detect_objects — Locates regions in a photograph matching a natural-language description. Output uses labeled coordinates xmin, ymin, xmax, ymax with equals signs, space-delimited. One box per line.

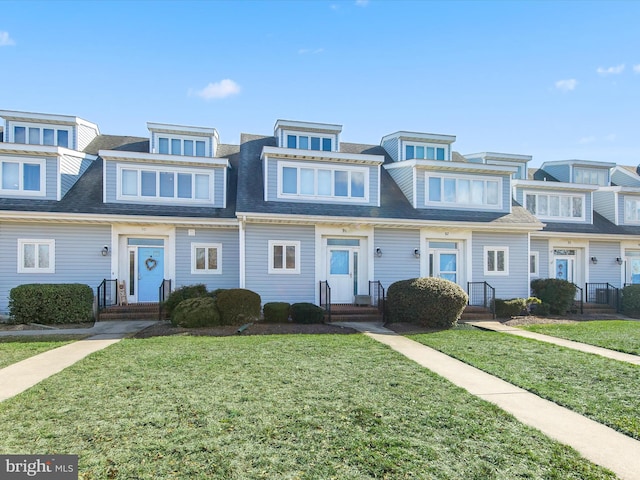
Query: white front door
xmin=327 ymin=245 xmax=360 ymax=304
xmin=429 ymin=242 xmax=460 ymax=285
xmin=625 ymin=251 xmax=640 ymax=284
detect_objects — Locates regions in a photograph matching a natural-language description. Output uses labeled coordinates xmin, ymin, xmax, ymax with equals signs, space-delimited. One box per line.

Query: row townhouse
xmin=1 ymin=109 xmax=639 ymax=316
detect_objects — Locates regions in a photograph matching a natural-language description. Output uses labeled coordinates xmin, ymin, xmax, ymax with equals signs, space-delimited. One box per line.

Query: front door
xmin=553 ymin=250 xmax=576 ymax=282
xmin=137 ymin=247 xmax=164 ymax=302
xmin=625 ymin=251 xmax=640 ymax=284
xmin=429 ymin=244 xmax=459 ymax=284
xmin=327 ymin=247 xmax=359 ymax=304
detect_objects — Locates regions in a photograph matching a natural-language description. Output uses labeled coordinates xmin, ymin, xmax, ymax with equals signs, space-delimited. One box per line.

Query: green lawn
xmin=522 ymin=320 xmax=640 ymax=355
xmin=0 ymin=335 xmax=615 ymax=479
xmin=0 ymin=335 xmax=85 ymax=369
xmin=410 ymin=329 xmax=640 ymax=440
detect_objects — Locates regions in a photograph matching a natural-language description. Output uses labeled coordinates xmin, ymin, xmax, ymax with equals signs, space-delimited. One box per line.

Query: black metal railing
xmin=467 ymin=281 xmax=496 ymax=317
xmin=369 ymin=280 xmax=386 ymax=322
xmin=572 ymin=283 xmax=584 ymax=314
xmin=158 ymin=279 xmax=172 ymax=320
xmin=319 ymin=281 xmax=331 ymax=322
xmin=96 ymin=279 xmax=118 ymax=317
xmin=585 ymin=283 xmax=619 ymax=310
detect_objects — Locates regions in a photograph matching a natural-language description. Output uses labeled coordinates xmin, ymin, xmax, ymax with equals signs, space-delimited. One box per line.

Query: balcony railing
xmin=585 ymin=283 xmax=619 ymax=311
xmin=158 ymin=279 xmax=172 ymax=320
xmin=96 ymin=279 xmax=118 ymax=318
xmin=369 ymin=280 xmax=386 ymax=322
xmin=467 ymin=281 xmax=496 ymax=317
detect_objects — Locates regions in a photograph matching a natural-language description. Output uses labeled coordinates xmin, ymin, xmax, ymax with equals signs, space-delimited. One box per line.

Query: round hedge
xmin=163 ymin=284 xmax=209 ymax=318
xmin=621 ymin=284 xmax=640 ymax=316
xmin=216 ymin=288 xmax=261 ymax=325
xmin=171 ymin=296 xmax=221 ymax=328
xmin=386 ymin=277 xmax=468 ymax=328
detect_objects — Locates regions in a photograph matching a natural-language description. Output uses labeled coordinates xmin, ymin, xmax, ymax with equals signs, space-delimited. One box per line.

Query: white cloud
xmin=298 ymin=48 xmax=324 ymax=55
xmin=596 ymin=64 xmax=625 ymax=75
xmin=355 ymin=0 xmax=370 ymax=6
xmin=190 ymin=79 xmax=241 ymax=100
xmin=0 ymin=31 xmax=15 ymax=46
xmin=578 ymin=136 xmax=596 ymax=144
xmin=634 ymin=64 xmax=640 ymax=73
xmin=555 ymin=79 xmax=577 ymax=92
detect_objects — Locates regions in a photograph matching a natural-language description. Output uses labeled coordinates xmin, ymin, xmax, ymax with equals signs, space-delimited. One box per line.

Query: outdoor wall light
xmin=590 ymin=256 xmax=598 ymax=264
xmin=616 ymin=257 xmax=624 ymax=265
xmin=101 ymin=245 xmax=109 ymax=256
xmin=413 ymin=248 xmax=421 ymax=258
xmin=375 ymin=247 xmax=383 ymax=257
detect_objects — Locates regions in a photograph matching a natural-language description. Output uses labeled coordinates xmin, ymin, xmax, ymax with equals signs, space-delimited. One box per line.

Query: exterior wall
xmin=373 ymin=228 xmax=421 ymax=289
xmin=472 ymin=231 xmax=529 ymax=299
xmin=542 ymin=164 xmax=570 ymax=183
xmin=385 ymin=166 xmax=414 ymax=207
xmin=77 ymin=124 xmax=98 ymax=152
xmin=60 ymin=156 xmax=93 ymax=198
xmin=530 ymin=238 xmax=549 ymax=279
xmin=611 ymin=169 xmax=640 ymax=188
xmin=174 ymin=227 xmax=239 ymax=290
xmin=381 ymin=137 xmax=399 ymax=162
xmin=0 ymin=222 xmax=112 ymax=315
xmin=593 ymin=190 xmax=616 ymax=224
xmin=589 ymin=241 xmax=622 ymax=287
xmin=244 ymin=223 xmax=316 ymax=304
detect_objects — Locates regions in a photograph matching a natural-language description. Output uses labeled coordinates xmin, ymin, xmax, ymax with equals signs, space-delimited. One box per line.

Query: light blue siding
xmin=589 ymin=241 xmax=622 ymax=287
xmin=385 ymin=166 xmax=414 ymax=206
xmin=60 ymin=156 xmax=93 ymax=198
xmin=472 ymin=232 xmax=529 ymax=299
xmin=244 ymin=224 xmax=316 ymax=304
xmin=373 ymin=228 xmax=421 ymax=289
xmin=174 ymin=227 xmax=239 ymax=290
xmin=593 ymin=190 xmax=616 ymax=224
xmin=531 ymin=238 xmax=549 ymax=279
xmin=514 ymin=187 xmax=524 ymax=206
xmin=0 ymin=223 xmax=111 ymax=315
xmin=611 ymin=169 xmax=640 ymax=187
xmin=381 ymin=137 xmax=399 ymax=162
xmin=77 ymin=124 xmax=98 ymax=151
xmin=542 ymin=164 xmax=570 ymax=182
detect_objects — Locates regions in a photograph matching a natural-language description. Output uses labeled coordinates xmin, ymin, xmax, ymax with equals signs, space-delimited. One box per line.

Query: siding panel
xmin=589 ymin=241 xmax=622 ymax=287
xmin=77 ymin=124 xmax=99 ymax=151
xmin=381 ymin=137 xmax=399 ymax=162
xmin=593 ymin=190 xmax=616 ymax=224
xmin=373 ymin=228 xmax=421 ymax=289
xmin=531 ymin=238 xmax=549 ymax=279
xmin=543 ymin=164 xmax=570 ymax=183
xmin=386 ymin=166 xmax=414 ymax=206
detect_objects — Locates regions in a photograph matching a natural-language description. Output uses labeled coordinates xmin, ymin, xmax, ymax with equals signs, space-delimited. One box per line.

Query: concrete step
xmin=98 ymin=303 xmax=164 ymax=321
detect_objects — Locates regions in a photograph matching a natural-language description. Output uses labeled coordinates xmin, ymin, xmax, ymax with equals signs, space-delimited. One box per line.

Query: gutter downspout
xmin=239 ymin=215 xmax=246 ymax=288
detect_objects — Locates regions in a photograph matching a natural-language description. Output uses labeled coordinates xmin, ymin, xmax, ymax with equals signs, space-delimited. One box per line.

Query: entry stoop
xmin=459 ymin=305 xmax=494 ymax=322
xmin=98 ymin=303 xmax=164 ymax=321
xmin=581 ymin=302 xmax=618 ymax=316
xmin=325 ymin=304 xmax=383 ymax=323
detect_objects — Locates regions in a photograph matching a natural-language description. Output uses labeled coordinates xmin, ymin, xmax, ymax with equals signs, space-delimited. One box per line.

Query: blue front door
xmin=555 ymin=259 xmax=569 ymax=281
xmin=138 ymin=247 xmax=164 ymax=302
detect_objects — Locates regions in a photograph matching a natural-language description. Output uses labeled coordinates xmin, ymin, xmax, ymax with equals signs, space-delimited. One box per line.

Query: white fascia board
xmin=512 ymin=179 xmax=599 ymax=192
xmin=541 ymin=159 xmax=617 ymax=169
xmin=146 ymin=122 xmax=218 ymax=137
xmin=273 ymin=119 xmax=342 ymax=134
xmin=531 ymin=231 xmax=640 ymax=241
xmin=380 ymin=131 xmax=456 ymax=145
xmin=464 ymin=152 xmax=532 ymax=162
xmin=598 ymin=185 xmax=640 ymax=194
xmin=0 ymin=143 xmax=97 ymax=160
xmin=387 ymin=159 xmax=517 ymax=174
xmin=261 ymin=146 xmax=384 ymax=165
xmin=99 ymin=150 xmax=229 ymax=167
xmin=0 ymin=110 xmax=98 ymax=132
xmin=612 ymin=165 xmax=640 ymax=180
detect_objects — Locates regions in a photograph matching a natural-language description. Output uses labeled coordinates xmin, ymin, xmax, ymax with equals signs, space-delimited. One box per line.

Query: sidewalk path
xmin=335 ymin=321 xmax=640 ymax=480
xmin=466 ymin=320 xmax=640 ymax=366
xmin=0 ymin=321 xmax=156 ymax=402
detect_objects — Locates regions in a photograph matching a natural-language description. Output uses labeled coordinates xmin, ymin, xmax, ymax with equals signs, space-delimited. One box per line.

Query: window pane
xmin=141 ymin=171 xmax=156 ymax=196
xmin=549 ymin=196 xmax=560 ymax=216
xmin=330 ymin=250 xmax=349 ymax=274
xmin=43 ymin=129 xmax=55 ymax=146
xmin=195 ymin=174 xmax=209 ymax=199
xmin=334 ymin=170 xmax=348 ymax=197
xmin=486 ymin=182 xmax=499 ymax=205
xmin=23 ymin=163 xmax=40 ymax=191
xmin=2 ymin=162 xmax=19 ymax=190
xmin=457 ymin=179 xmax=470 ymax=203
xmin=273 ymin=245 xmax=283 ymax=269
xmin=28 ymin=127 xmax=40 ymax=145
xmin=158 ymin=138 xmax=169 ymax=154
xmin=444 ymin=178 xmax=456 ymax=202
xmin=159 ymin=172 xmax=174 ymax=197
xmin=426 ymin=147 xmax=435 ymax=160
xmin=526 ymin=195 xmax=536 ymax=214
xmin=487 ymin=250 xmax=495 ymax=271
xmin=538 ymin=195 xmax=548 ymax=215
xmin=625 ymin=200 xmax=634 ymax=221
xmin=428 ymin=177 xmax=441 ymax=201
xmin=322 ymin=138 xmax=331 ymax=151
xmin=310 ymin=137 xmax=320 ymax=151
xmin=38 ymin=244 xmax=50 ymax=268
xmin=57 ymin=130 xmax=69 ymax=148
xmin=351 ymin=171 xmax=365 ymax=198
xmin=300 ymin=168 xmax=314 ymax=195
xmin=471 ymin=180 xmax=483 ymax=204
xmin=208 ymin=248 xmax=218 ymax=270
xmin=14 ymin=126 xmax=26 ymax=144
xmin=195 ymin=247 xmax=205 ymax=270
xmin=318 ymin=170 xmax=331 ymax=196
xmin=177 ymin=173 xmax=192 ymax=198
xmin=560 ymin=196 xmax=571 ymax=217
xmin=497 ymin=250 xmax=505 ymax=271
xmin=405 ymin=145 xmax=414 ymax=160
xmin=285 ymin=245 xmax=296 ymax=269
xmin=572 ymin=197 xmax=583 ymax=217
xmin=196 ymin=141 xmax=205 ymax=157
xmin=436 ymin=147 xmax=445 ymax=161
xmin=530 ymin=254 xmax=536 ymax=274
xmin=122 ymin=170 xmax=137 ymax=195
xmin=287 ymin=135 xmax=297 ymax=149
xmin=299 ymin=136 xmax=309 ymax=149
xmin=283 ymin=167 xmax=297 ymax=194
xmin=416 ymin=146 xmax=424 ymax=159
xmin=183 ymin=140 xmax=194 ymax=156
xmin=171 ymin=139 xmax=181 ymax=155
xmin=23 ymin=244 xmax=35 ymax=268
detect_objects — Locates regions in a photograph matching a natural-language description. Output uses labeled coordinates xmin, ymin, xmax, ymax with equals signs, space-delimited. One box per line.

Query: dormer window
xmin=286 ymin=134 xmax=332 ymax=152
xmin=1 ymin=158 xmax=45 ymax=195
xmin=405 ymin=144 xmax=446 ymax=161
xmin=13 ymin=125 xmax=69 ymax=148
xmin=525 ymin=192 xmax=585 ymax=221
xmin=157 ymin=136 xmax=207 ymax=157
xmin=573 ymin=167 xmax=608 ymax=186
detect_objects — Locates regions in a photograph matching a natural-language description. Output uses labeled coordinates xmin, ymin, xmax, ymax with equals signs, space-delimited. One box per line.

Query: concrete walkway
xmin=335 ymin=321 xmax=640 ymax=480
xmin=0 ymin=321 xmax=156 ymax=402
xmin=467 ymin=320 xmax=640 ymax=365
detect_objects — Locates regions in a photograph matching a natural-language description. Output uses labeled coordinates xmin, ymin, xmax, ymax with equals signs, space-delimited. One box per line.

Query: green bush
xmin=290 ymin=303 xmax=325 ymax=324
xmin=216 ymin=289 xmax=261 ymax=325
xmin=534 ymin=302 xmax=551 ymax=316
xmin=9 ymin=283 xmax=94 ymax=324
xmin=530 ymin=279 xmax=577 ymax=315
xmin=621 ymin=284 xmax=640 ymax=316
xmin=494 ymin=298 xmax=527 ymax=318
xmin=171 ymin=297 xmax=221 ymax=328
xmin=386 ymin=277 xmax=468 ymax=328
xmin=163 ymin=284 xmax=209 ymax=318
xmin=263 ymin=302 xmax=291 ymax=323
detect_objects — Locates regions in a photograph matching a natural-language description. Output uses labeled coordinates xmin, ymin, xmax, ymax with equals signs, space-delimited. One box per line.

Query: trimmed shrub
xmin=386 ymin=277 xmax=468 ymax=328
xmin=263 ymin=302 xmax=291 ymax=323
xmin=9 ymin=283 xmax=93 ymax=324
xmin=290 ymin=302 xmax=324 ymax=324
xmin=530 ymin=279 xmax=576 ymax=315
xmin=163 ymin=284 xmax=208 ymax=318
xmin=534 ymin=302 xmax=551 ymax=316
xmin=216 ymin=288 xmax=261 ymax=325
xmin=621 ymin=284 xmax=640 ymax=316
xmin=171 ymin=297 xmax=221 ymax=328
xmin=494 ymin=298 xmax=527 ymax=319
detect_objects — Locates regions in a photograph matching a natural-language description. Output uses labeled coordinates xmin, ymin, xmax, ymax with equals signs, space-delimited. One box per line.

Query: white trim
xmin=380 ymin=131 xmax=456 ymax=144
xmin=100 ymin=150 xmax=229 ymax=167
xmin=263 ymin=155 xmax=269 ymax=202
xmin=0 ymin=110 xmax=98 ymax=134
xmin=268 ymin=240 xmax=301 ymax=274
xmin=425 ymin=171 xmax=503 ymax=210
xmin=484 ymin=246 xmax=509 ymax=276
xmin=274 ymin=119 xmax=342 ymax=134
xmin=147 ymin=122 xmax=217 ymax=137
xmin=412 ymin=165 xmax=417 ymax=208
xmin=541 ymin=159 xmax=616 ymax=169
xmin=261 ymin=147 xmax=384 ymax=165
xmin=9 ymin=121 xmax=73 ymax=148
xmin=523 ymin=190 xmax=586 ymax=222
xmin=464 ymin=152 xmax=532 ymax=162
xmin=191 ymin=242 xmax=222 ymax=275
xmin=386 ymin=159 xmax=517 ymax=175
xmin=377 ymin=164 xmax=381 ymax=207
xmin=623 ymin=195 xmax=640 ymax=224
xmin=239 ymin=217 xmax=246 ymax=288
xmin=0 ymin=157 xmax=47 ymax=197
xmin=403 ymin=141 xmax=448 ymax=161
xmin=17 ymin=239 xmax=55 ymax=273
xmin=282 ymin=130 xmax=335 ymax=152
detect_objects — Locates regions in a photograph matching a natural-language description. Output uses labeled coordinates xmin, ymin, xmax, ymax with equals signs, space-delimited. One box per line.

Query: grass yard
xmin=410 ymin=329 xmax=640 ymax=441
xmin=522 ymin=320 xmax=640 ymax=355
xmin=0 ymin=335 xmax=616 ymax=479
xmin=0 ymin=335 xmax=86 ymax=369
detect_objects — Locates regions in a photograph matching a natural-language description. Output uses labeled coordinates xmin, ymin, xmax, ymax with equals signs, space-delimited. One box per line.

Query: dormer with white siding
xmin=540 ymin=159 xmax=615 ymax=186
xmin=147 ymin=122 xmax=219 ymax=158
xmin=381 ymin=131 xmax=455 ymax=163
xmin=464 ymin=152 xmax=531 ymax=180
xmin=274 ymin=120 xmax=341 ymax=152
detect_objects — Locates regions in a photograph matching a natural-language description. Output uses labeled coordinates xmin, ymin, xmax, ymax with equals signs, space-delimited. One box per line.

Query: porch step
xmin=324 ymin=304 xmax=383 ymax=323
xmin=98 ymin=303 xmax=164 ymax=321
xmin=580 ymin=303 xmax=618 ymax=315
xmin=460 ymin=305 xmax=494 ymax=322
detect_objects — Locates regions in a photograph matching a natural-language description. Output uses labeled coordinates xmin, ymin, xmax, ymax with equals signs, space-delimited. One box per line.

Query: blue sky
xmin=1 ymin=0 xmax=639 ymax=166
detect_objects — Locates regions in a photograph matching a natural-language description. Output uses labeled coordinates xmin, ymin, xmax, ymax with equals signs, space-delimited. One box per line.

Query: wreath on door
xmin=145 ymin=257 xmax=158 ymax=271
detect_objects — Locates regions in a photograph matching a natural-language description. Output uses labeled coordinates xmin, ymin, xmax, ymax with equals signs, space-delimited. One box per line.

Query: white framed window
xmin=484 ymin=247 xmax=508 ymax=276
xmin=268 ymin=240 xmax=300 ymax=274
xmin=18 ymin=239 xmax=55 ymax=273
xmin=0 ymin=158 xmax=46 ymax=196
xmin=405 ymin=143 xmax=446 ymax=161
xmin=117 ymin=164 xmax=213 ymax=203
xmin=278 ymin=161 xmax=368 ymax=202
xmin=285 ymin=133 xmax=332 ymax=152
xmin=524 ymin=191 xmax=585 ymax=221
xmin=530 ymin=251 xmax=539 ymax=277
xmin=573 ymin=167 xmax=608 ymax=186
xmin=157 ymin=135 xmax=207 ymax=157
xmin=12 ymin=123 xmax=71 ymax=148
xmin=624 ymin=197 xmax=640 ymax=224
xmin=425 ymin=172 xmax=501 ymax=209
xmin=191 ymin=243 xmax=222 ymax=274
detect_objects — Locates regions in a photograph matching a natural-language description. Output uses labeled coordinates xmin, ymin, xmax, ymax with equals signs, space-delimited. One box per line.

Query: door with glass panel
xmin=553 ymin=250 xmax=576 ymax=283
xmin=625 ymin=251 xmax=640 ymax=284
xmin=326 ymin=239 xmax=360 ymax=304
xmin=429 ymin=242 xmax=459 ymax=284
xmin=127 ymin=238 xmax=165 ymax=303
